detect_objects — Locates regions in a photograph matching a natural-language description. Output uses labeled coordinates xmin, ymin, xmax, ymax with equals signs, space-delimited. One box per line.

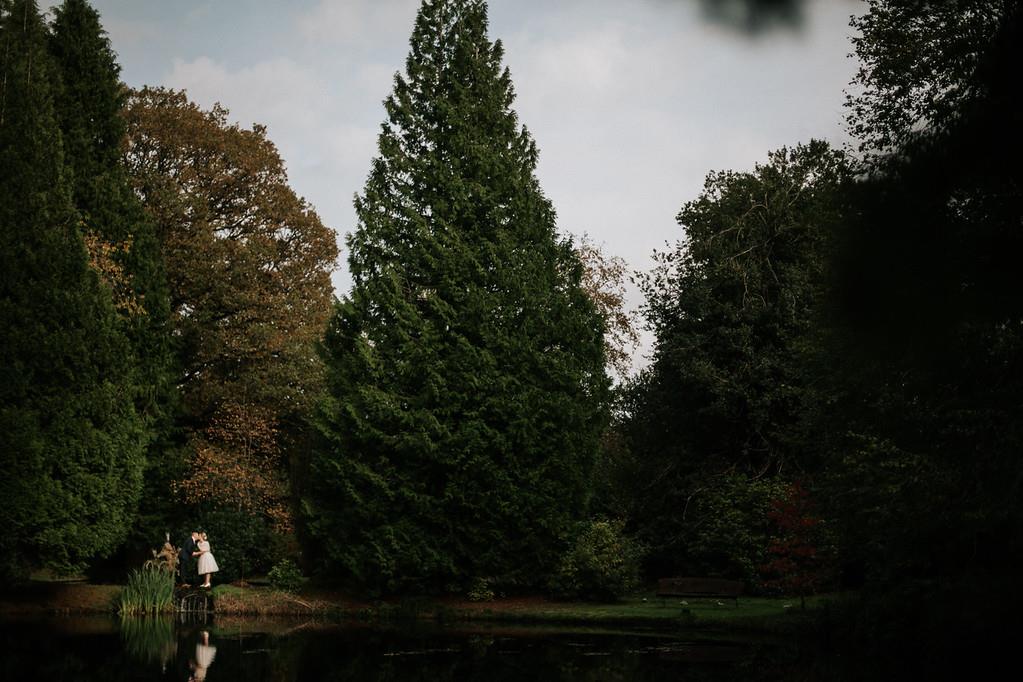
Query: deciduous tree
xmin=575 ymin=235 xmax=639 ymax=379
xmin=622 ymin=141 xmax=849 ymax=574
xmin=122 ymin=87 xmax=338 ymax=534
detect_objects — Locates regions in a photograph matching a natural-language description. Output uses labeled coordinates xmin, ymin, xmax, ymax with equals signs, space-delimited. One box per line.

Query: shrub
xmin=759 ymin=482 xmax=835 ymax=607
xmin=550 ymin=519 xmax=644 ymax=601
xmin=466 ymin=577 xmax=495 ymax=602
xmin=267 ymin=559 xmax=304 ymax=593
xmin=684 ymin=474 xmax=791 ymax=588
xmin=117 ymin=564 xmax=176 ymax=615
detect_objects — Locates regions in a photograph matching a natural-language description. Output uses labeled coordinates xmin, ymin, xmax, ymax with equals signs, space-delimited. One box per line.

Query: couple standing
xmin=179 ymin=530 xmax=220 ymax=588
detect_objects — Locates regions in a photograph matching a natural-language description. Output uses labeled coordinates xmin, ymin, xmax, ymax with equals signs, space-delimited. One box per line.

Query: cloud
xmin=165 ymin=56 xmax=330 ymax=132
xmin=136 ymin=0 xmax=857 ymax=372
xmin=162 ymin=55 xmax=376 ymax=290
xmin=101 ymin=16 xmax=163 ymax=48
xmin=297 ymin=0 xmax=419 ymax=46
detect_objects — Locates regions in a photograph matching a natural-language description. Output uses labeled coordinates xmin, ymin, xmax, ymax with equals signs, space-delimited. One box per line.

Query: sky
xmin=85 ymin=0 xmax=862 ymax=372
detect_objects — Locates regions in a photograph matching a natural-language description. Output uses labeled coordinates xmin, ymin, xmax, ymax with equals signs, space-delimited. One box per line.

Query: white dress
xmin=194 ymin=643 xmax=217 ymax=681
xmin=197 ymin=540 xmax=219 ymax=575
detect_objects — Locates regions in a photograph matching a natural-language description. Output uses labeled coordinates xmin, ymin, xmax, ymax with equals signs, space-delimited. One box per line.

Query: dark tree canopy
xmin=616 ymin=141 xmax=849 ymax=575
xmin=825 ymin=0 xmax=1023 ymax=589
xmin=847 ymin=0 xmax=1011 ymax=158
xmin=48 ymin=0 xmax=177 ymax=552
xmin=0 ymin=0 xmax=146 ymax=578
xmin=306 ymin=0 xmax=609 ymax=591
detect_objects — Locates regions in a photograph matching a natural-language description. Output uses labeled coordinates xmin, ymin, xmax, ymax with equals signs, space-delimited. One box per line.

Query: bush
xmin=117 ymin=564 xmax=176 ymax=615
xmin=684 ymin=474 xmax=791 ymax=588
xmin=267 ymin=559 xmax=304 ymax=593
xmin=466 ymin=577 xmax=495 ymax=602
xmin=550 ymin=519 xmax=643 ymax=601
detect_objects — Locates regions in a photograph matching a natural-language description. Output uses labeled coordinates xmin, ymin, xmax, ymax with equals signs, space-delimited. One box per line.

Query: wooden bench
xmin=656 ymin=577 xmax=743 ymax=607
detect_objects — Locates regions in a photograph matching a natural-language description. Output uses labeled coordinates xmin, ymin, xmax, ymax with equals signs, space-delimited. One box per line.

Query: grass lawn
xmin=443 ymin=593 xmax=830 ymax=631
xmin=208 ymin=584 xmax=834 ymax=632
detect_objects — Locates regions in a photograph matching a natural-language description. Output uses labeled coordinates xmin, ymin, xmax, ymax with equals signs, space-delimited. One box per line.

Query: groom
xmin=178 ymin=530 xmax=200 ymax=586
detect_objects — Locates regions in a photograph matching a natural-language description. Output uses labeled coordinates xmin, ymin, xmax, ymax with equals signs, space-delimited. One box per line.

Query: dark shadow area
xmin=0 ymin=614 xmax=925 ymax=681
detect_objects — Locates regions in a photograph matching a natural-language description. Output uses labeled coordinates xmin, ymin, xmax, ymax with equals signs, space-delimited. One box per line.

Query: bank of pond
xmin=1 ymin=583 xmax=1010 ymax=677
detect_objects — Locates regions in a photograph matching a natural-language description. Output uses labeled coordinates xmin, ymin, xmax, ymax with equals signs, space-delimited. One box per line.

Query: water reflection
xmin=189 ymin=630 xmax=217 ymax=682
xmin=0 ymin=615 xmax=819 ymax=681
xmin=119 ymin=616 xmax=176 ymax=670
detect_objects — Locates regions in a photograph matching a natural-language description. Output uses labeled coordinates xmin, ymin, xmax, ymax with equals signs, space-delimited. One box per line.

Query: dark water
xmin=0 ymin=615 xmax=832 ymax=681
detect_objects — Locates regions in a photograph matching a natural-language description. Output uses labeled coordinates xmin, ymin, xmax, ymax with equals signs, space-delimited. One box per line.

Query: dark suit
xmin=179 ymin=536 xmax=197 ymax=583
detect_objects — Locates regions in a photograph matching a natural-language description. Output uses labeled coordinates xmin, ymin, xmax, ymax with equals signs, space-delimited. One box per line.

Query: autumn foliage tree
xmin=760 ymin=482 xmax=832 ymax=609
xmin=178 ymin=404 xmax=291 ymax=530
xmin=575 ymin=235 xmax=639 ymax=378
xmin=122 ymin=87 xmax=338 ymax=541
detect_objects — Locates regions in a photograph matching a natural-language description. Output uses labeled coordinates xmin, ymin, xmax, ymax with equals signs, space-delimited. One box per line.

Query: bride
xmin=194 ymin=531 xmax=220 ymax=588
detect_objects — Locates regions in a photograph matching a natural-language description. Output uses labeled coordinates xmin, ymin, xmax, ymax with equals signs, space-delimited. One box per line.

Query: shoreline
xmin=0 ymin=582 xmax=827 ymax=634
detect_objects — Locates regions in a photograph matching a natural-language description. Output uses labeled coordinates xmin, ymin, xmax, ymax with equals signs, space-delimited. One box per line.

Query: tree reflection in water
xmin=0 ymin=617 xmax=817 ymax=681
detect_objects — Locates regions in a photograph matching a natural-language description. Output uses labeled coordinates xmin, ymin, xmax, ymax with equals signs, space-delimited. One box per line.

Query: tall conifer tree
xmin=308 ymin=0 xmax=609 ymax=590
xmin=47 ymin=0 xmax=178 ymax=550
xmin=0 ymin=0 xmax=146 ymax=578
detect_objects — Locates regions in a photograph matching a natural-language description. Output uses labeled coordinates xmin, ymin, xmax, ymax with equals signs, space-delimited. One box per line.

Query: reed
xmin=117 ymin=565 xmax=176 ymax=616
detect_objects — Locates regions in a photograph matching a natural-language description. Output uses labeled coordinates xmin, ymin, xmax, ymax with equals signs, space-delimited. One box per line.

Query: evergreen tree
xmin=48 ymin=0 xmax=178 ymax=553
xmin=306 ymin=0 xmax=609 ymax=591
xmin=0 ymin=0 xmax=146 ymax=578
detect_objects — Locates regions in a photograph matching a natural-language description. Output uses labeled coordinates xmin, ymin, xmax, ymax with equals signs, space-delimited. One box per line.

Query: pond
xmin=1 ymin=614 xmax=831 ymax=681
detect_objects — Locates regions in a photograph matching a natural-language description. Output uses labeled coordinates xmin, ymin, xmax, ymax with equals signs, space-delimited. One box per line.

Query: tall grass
xmin=117 ymin=565 xmax=176 ymax=616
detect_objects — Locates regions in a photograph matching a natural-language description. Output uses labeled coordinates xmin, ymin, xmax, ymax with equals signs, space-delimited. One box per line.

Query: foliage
xmin=122 ymin=86 xmax=337 ymax=420
xmin=846 ymin=0 xmax=1010 ymax=158
xmin=0 ymin=0 xmax=147 ymax=580
xmin=198 ymin=509 xmax=277 ymax=583
xmin=615 ymin=142 xmax=849 ymax=575
xmin=48 ymin=0 xmax=178 ymax=566
xmin=146 ymin=537 xmax=179 ymax=574
xmin=550 ymin=520 xmax=643 ymax=601
xmin=684 ymin=474 xmax=791 ymax=588
xmin=122 ymin=86 xmax=338 ymax=535
xmin=306 ymin=0 xmax=609 ymax=591
xmin=822 ymin=0 xmax=1023 ymax=590
xmin=117 ymin=564 xmax=176 ymax=615
xmin=267 ymin=559 xmax=304 ymax=593
xmin=759 ymin=482 xmax=833 ymax=607
xmin=466 ymin=577 xmax=495 ymax=602
xmin=179 ymin=404 xmax=292 ymax=530
xmin=48 ymin=0 xmax=173 ymax=386
xmin=575 ymin=235 xmax=640 ymax=378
